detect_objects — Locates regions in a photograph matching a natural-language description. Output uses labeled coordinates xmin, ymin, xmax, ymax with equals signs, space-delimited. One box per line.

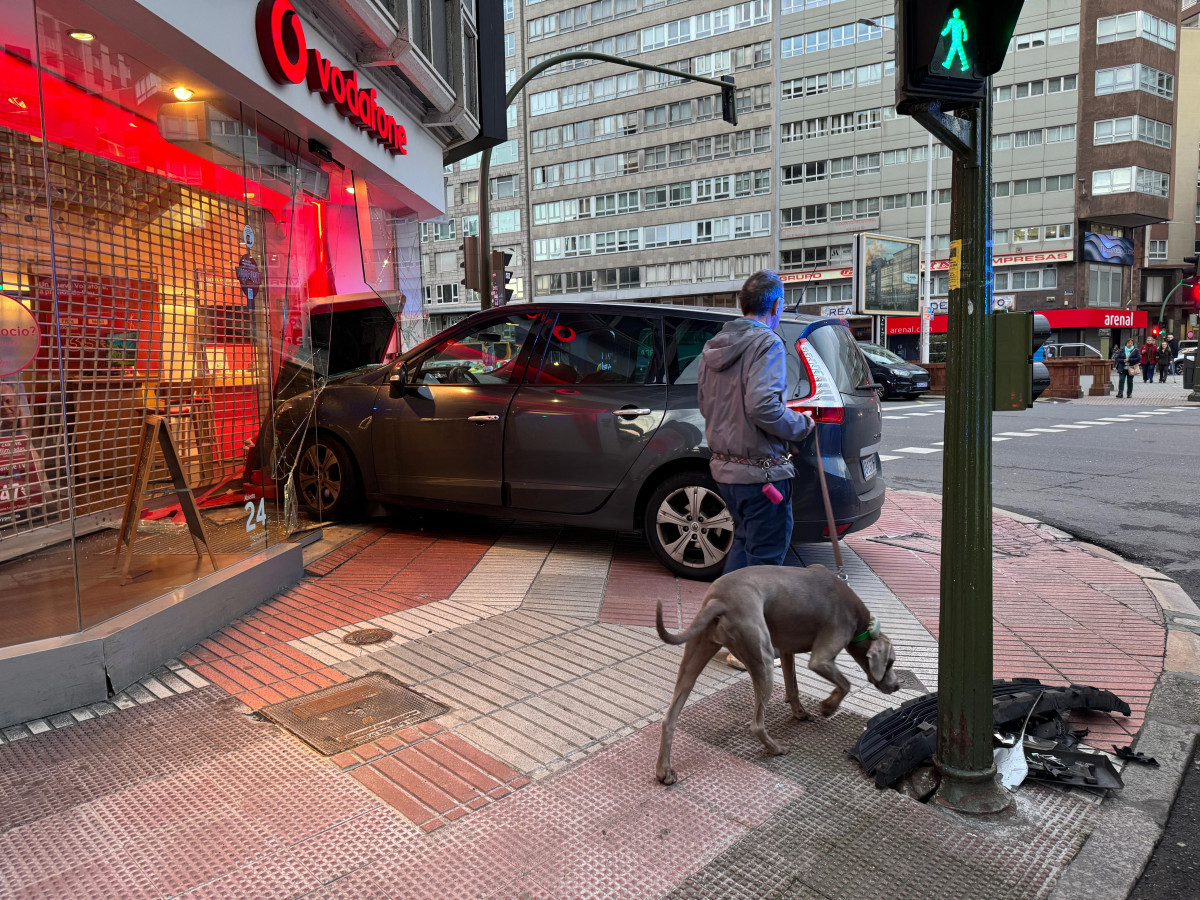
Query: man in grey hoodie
xmin=698 ymin=271 xmax=815 ymax=575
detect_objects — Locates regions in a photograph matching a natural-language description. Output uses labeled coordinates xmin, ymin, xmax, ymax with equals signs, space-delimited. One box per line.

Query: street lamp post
xmin=475 ymin=52 xmax=738 ymax=310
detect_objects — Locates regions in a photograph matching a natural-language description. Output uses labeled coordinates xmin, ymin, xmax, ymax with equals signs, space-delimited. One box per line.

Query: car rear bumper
xmin=789 ymin=456 xmax=885 ymax=543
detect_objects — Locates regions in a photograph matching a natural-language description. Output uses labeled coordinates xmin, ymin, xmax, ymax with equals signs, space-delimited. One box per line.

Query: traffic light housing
xmin=460 ymin=235 xmax=480 ymax=293
xmin=895 ymin=0 xmax=1027 ymax=112
xmin=720 ymin=76 xmax=737 ymax=126
xmin=1183 ymin=256 xmax=1199 ymax=308
xmin=993 ymin=312 xmax=1050 ymax=410
xmin=490 ymin=249 xmax=514 ymax=306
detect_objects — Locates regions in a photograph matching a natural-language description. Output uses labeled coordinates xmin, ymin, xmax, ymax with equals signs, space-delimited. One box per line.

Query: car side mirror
xmin=388 ymin=361 xmax=410 ymax=392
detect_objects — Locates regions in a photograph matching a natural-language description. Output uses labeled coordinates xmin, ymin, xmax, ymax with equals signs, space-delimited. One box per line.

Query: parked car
xmin=857 ymin=342 xmax=931 ymax=400
xmin=1173 ymin=342 xmax=1197 ymax=375
xmin=274 ymin=302 xmax=885 ymax=580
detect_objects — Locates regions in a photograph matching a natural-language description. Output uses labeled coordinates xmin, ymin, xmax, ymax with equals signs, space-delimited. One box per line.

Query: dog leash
xmin=811 ymin=428 xmax=848 ymax=584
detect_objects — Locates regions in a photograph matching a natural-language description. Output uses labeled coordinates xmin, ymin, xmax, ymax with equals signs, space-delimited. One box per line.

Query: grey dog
xmin=654 ymin=564 xmax=901 ymax=785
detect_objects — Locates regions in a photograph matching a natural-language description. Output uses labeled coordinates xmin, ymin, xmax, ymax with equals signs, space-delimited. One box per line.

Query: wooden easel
xmin=114 ymin=414 xmax=218 ymax=584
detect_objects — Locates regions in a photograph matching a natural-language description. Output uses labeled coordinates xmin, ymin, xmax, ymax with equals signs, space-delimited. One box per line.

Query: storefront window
xmin=0 ymin=0 xmax=423 ymax=649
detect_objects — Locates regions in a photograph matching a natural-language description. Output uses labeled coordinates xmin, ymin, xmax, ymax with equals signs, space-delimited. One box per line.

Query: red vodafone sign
xmin=256 ymin=0 xmax=407 ymax=156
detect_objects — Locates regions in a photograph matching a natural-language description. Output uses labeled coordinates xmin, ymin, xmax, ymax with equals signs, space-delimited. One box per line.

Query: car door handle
xmin=612 ymin=408 xmax=652 ymax=417
xmin=467 ymin=415 xmax=500 ymax=423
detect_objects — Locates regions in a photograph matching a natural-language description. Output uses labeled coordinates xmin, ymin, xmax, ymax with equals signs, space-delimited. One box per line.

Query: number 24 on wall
xmin=244 ymin=498 xmax=267 ymax=532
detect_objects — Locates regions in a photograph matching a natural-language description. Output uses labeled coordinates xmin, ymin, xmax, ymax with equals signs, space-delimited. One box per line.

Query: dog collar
xmin=851 ymin=617 xmax=880 ymax=643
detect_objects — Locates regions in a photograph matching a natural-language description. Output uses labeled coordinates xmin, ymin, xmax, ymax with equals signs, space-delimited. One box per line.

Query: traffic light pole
xmin=910 ymin=90 xmax=1012 ymax=815
xmin=475 ymin=52 xmax=737 ymax=310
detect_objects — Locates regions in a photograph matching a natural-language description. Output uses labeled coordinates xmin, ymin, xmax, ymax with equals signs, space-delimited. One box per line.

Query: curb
xmin=993 ymin=501 xmax=1200 ymax=900
xmin=884 ymin=489 xmax=1198 ymax=899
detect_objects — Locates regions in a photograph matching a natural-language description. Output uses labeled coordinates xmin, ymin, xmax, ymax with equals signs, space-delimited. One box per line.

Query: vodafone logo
xmin=255 ymin=0 xmax=407 ymax=156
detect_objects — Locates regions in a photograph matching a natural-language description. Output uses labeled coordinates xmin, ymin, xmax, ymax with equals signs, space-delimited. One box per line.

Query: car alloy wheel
xmin=653 ymin=482 xmax=734 ymax=576
xmin=297 ymin=442 xmax=343 ymax=512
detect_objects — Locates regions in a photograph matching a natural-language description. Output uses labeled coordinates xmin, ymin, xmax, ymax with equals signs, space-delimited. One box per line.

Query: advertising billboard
xmin=854 ymin=234 xmax=923 ymax=316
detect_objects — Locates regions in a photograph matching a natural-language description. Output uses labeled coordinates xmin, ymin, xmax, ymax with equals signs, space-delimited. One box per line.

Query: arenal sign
xmin=256 ymin=0 xmax=408 ymax=156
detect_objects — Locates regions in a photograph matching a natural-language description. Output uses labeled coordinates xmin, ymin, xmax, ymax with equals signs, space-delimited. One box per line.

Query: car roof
xmin=495 ymin=300 xmax=828 ymax=328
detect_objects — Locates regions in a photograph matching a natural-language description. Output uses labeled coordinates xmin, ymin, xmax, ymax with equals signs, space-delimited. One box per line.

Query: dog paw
xmin=791 ymin=708 xmax=811 ymax=722
xmin=819 ymin=700 xmax=841 ymax=717
xmin=764 ymin=740 xmax=787 ymax=756
xmin=657 ymin=769 xmax=678 ymax=786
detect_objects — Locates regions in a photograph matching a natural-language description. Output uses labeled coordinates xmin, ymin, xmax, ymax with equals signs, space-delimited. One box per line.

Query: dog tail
xmin=656 ymin=599 xmax=721 ymax=645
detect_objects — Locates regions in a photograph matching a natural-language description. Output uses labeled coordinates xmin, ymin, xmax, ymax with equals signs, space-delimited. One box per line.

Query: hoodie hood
xmin=700 ymin=318 xmax=777 ymax=372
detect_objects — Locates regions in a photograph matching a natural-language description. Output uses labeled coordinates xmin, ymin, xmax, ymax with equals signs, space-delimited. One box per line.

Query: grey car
xmin=275 ymin=301 xmax=885 ymax=580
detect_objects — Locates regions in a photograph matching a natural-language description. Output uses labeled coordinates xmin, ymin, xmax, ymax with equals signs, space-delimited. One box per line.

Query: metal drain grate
xmin=258 ymin=673 xmax=449 ymax=755
xmin=343 ymin=628 xmax=395 ymax=646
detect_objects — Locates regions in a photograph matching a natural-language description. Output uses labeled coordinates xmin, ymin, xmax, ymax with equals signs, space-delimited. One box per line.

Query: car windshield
xmin=859 ymin=343 xmax=906 ymax=365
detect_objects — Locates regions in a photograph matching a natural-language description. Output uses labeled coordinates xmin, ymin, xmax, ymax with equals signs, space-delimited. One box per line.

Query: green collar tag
xmin=851 ymin=617 xmax=880 ymax=643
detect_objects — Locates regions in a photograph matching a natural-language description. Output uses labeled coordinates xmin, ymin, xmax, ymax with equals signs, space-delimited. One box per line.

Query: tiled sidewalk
xmin=0 ymin=490 xmax=1170 ymax=899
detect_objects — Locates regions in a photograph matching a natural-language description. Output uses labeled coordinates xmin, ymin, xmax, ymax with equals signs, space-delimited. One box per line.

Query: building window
xmin=490 ymin=175 xmax=519 ymax=200
xmin=995 ymin=265 xmax=1058 ymax=292
xmin=1094 ymin=116 xmax=1170 ymax=148
xmin=1096 ymin=64 xmax=1173 ymax=99
xmin=1088 ymin=264 xmax=1123 ymax=307
xmin=504 ymin=33 xmax=515 ymax=57
xmin=1096 ymin=12 xmax=1176 ymax=50
xmin=1147 ymin=240 xmax=1167 ymax=262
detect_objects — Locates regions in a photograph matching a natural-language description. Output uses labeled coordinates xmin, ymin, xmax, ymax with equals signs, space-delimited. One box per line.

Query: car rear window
xmin=807 ymin=323 xmax=872 ymax=393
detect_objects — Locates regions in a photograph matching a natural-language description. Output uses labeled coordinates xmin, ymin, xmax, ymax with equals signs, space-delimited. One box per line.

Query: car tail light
xmin=822 ymin=522 xmax=853 ymax=537
xmin=787 ymin=338 xmax=845 ymax=424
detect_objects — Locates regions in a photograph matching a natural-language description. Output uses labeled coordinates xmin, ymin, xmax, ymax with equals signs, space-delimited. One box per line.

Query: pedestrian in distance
xmin=1139 ymin=336 xmax=1157 ymax=383
xmin=1114 ymin=338 xmax=1141 ymax=398
xmin=697 ymin=270 xmax=815 ymax=669
xmin=1167 ymin=333 xmax=1181 ymax=360
xmin=1158 ymin=337 xmax=1174 ymax=383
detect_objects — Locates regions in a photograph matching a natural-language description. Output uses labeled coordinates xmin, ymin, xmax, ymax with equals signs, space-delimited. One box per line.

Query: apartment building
xmin=1159 ymin=3 xmax=1200 ymax=342
xmin=423 ymin=0 xmax=1188 ymax=353
xmin=424 ymin=0 xmax=777 ymax=329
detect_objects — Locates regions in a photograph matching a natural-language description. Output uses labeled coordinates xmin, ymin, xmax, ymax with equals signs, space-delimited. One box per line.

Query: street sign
xmin=242 ymin=224 xmax=255 ymax=248
xmin=854 ymin=233 xmax=923 ymax=316
xmin=234 ymin=254 xmax=262 ymax=302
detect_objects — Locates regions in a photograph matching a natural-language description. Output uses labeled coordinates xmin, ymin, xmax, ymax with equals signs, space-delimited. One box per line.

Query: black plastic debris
xmin=1025 ymin=748 xmax=1123 ymax=790
xmin=849 ymin=678 xmax=1131 ymax=788
xmin=1113 ymin=745 xmax=1160 ymax=767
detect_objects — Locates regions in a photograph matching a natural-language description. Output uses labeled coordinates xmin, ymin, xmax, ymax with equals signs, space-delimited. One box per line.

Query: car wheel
xmin=295 ymin=433 xmax=362 ymax=521
xmin=879 ymin=382 xmax=891 ymax=401
xmin=644 ymin=470 xmax=734 ymax=581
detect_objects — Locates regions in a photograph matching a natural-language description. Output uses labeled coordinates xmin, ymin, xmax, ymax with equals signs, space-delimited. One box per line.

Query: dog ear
xmin=867 ymin=639 xmax=889 ymax=682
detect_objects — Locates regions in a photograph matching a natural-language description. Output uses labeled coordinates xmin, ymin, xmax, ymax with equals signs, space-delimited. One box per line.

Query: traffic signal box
xmin=720 ymin=76 xmax=738 ymax=126
xmin=1184 ymin=255 xmax=1199 ymax=309
xmin=490 ymin=249 xmax=514 ymax=306
xmin=895 ymin=0 xmax=1026 ymax=112
xmin=460 ymin=235 xmax=480 ymax=293
xmin=993 ymin=312 xmax=1049 ymax=410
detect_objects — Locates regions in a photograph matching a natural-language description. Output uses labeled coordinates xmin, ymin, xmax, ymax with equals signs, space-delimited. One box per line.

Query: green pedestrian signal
xmin=896 ymin=0 xmax=1026 ymax=111
xmin=939 ymin=9 xmax=971 ymax=73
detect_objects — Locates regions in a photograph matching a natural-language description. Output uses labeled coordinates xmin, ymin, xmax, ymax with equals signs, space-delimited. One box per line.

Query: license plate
xmin=914 ymin=381 xmax=928 ymax=388
xmin=861 ymin=454 xmax=877 ymax=480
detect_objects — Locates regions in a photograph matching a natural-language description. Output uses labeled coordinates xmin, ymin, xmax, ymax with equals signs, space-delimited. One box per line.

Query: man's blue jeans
xmin=717 ymin=480 xmax=794 ymax=574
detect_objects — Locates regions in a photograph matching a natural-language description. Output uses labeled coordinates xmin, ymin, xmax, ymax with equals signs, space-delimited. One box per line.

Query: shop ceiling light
xmin=345 ymin=185 xmax=355 ymax=194
xmin=69 ymin=30 xmax=95 ymax=42
xmin=171 ymin=86 xmax=195 ymax=101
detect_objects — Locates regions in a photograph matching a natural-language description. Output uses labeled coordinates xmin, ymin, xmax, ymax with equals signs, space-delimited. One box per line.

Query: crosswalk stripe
xmin=907 ymin=412 xmax=936 ymax=417
xmin=878 ymin=454 xmax=902 ymax=462
xmin=894 ymin=446 xmax=942 ymax=454
xmin=1054 ymin=424 xmax=1091 ymax=429
xmin=1075 ymin=421 xmax=1111 ymax=425
xmin=992 ymin=436 xmax=1010 ymax=442
xmin=996 ymin=431 xmax=1038 ymax=437
xmin=1026 ymin=427 xmax=1068 ymax=433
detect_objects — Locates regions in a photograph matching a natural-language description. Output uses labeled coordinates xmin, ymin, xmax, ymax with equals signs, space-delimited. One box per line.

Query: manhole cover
xmin=343 ymin=628 xmax=394 ymax=646
xmin=894 ymin=669 xmax=928 ymax=693
xmin=258 ymin=673 xmax=449 ymax=755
